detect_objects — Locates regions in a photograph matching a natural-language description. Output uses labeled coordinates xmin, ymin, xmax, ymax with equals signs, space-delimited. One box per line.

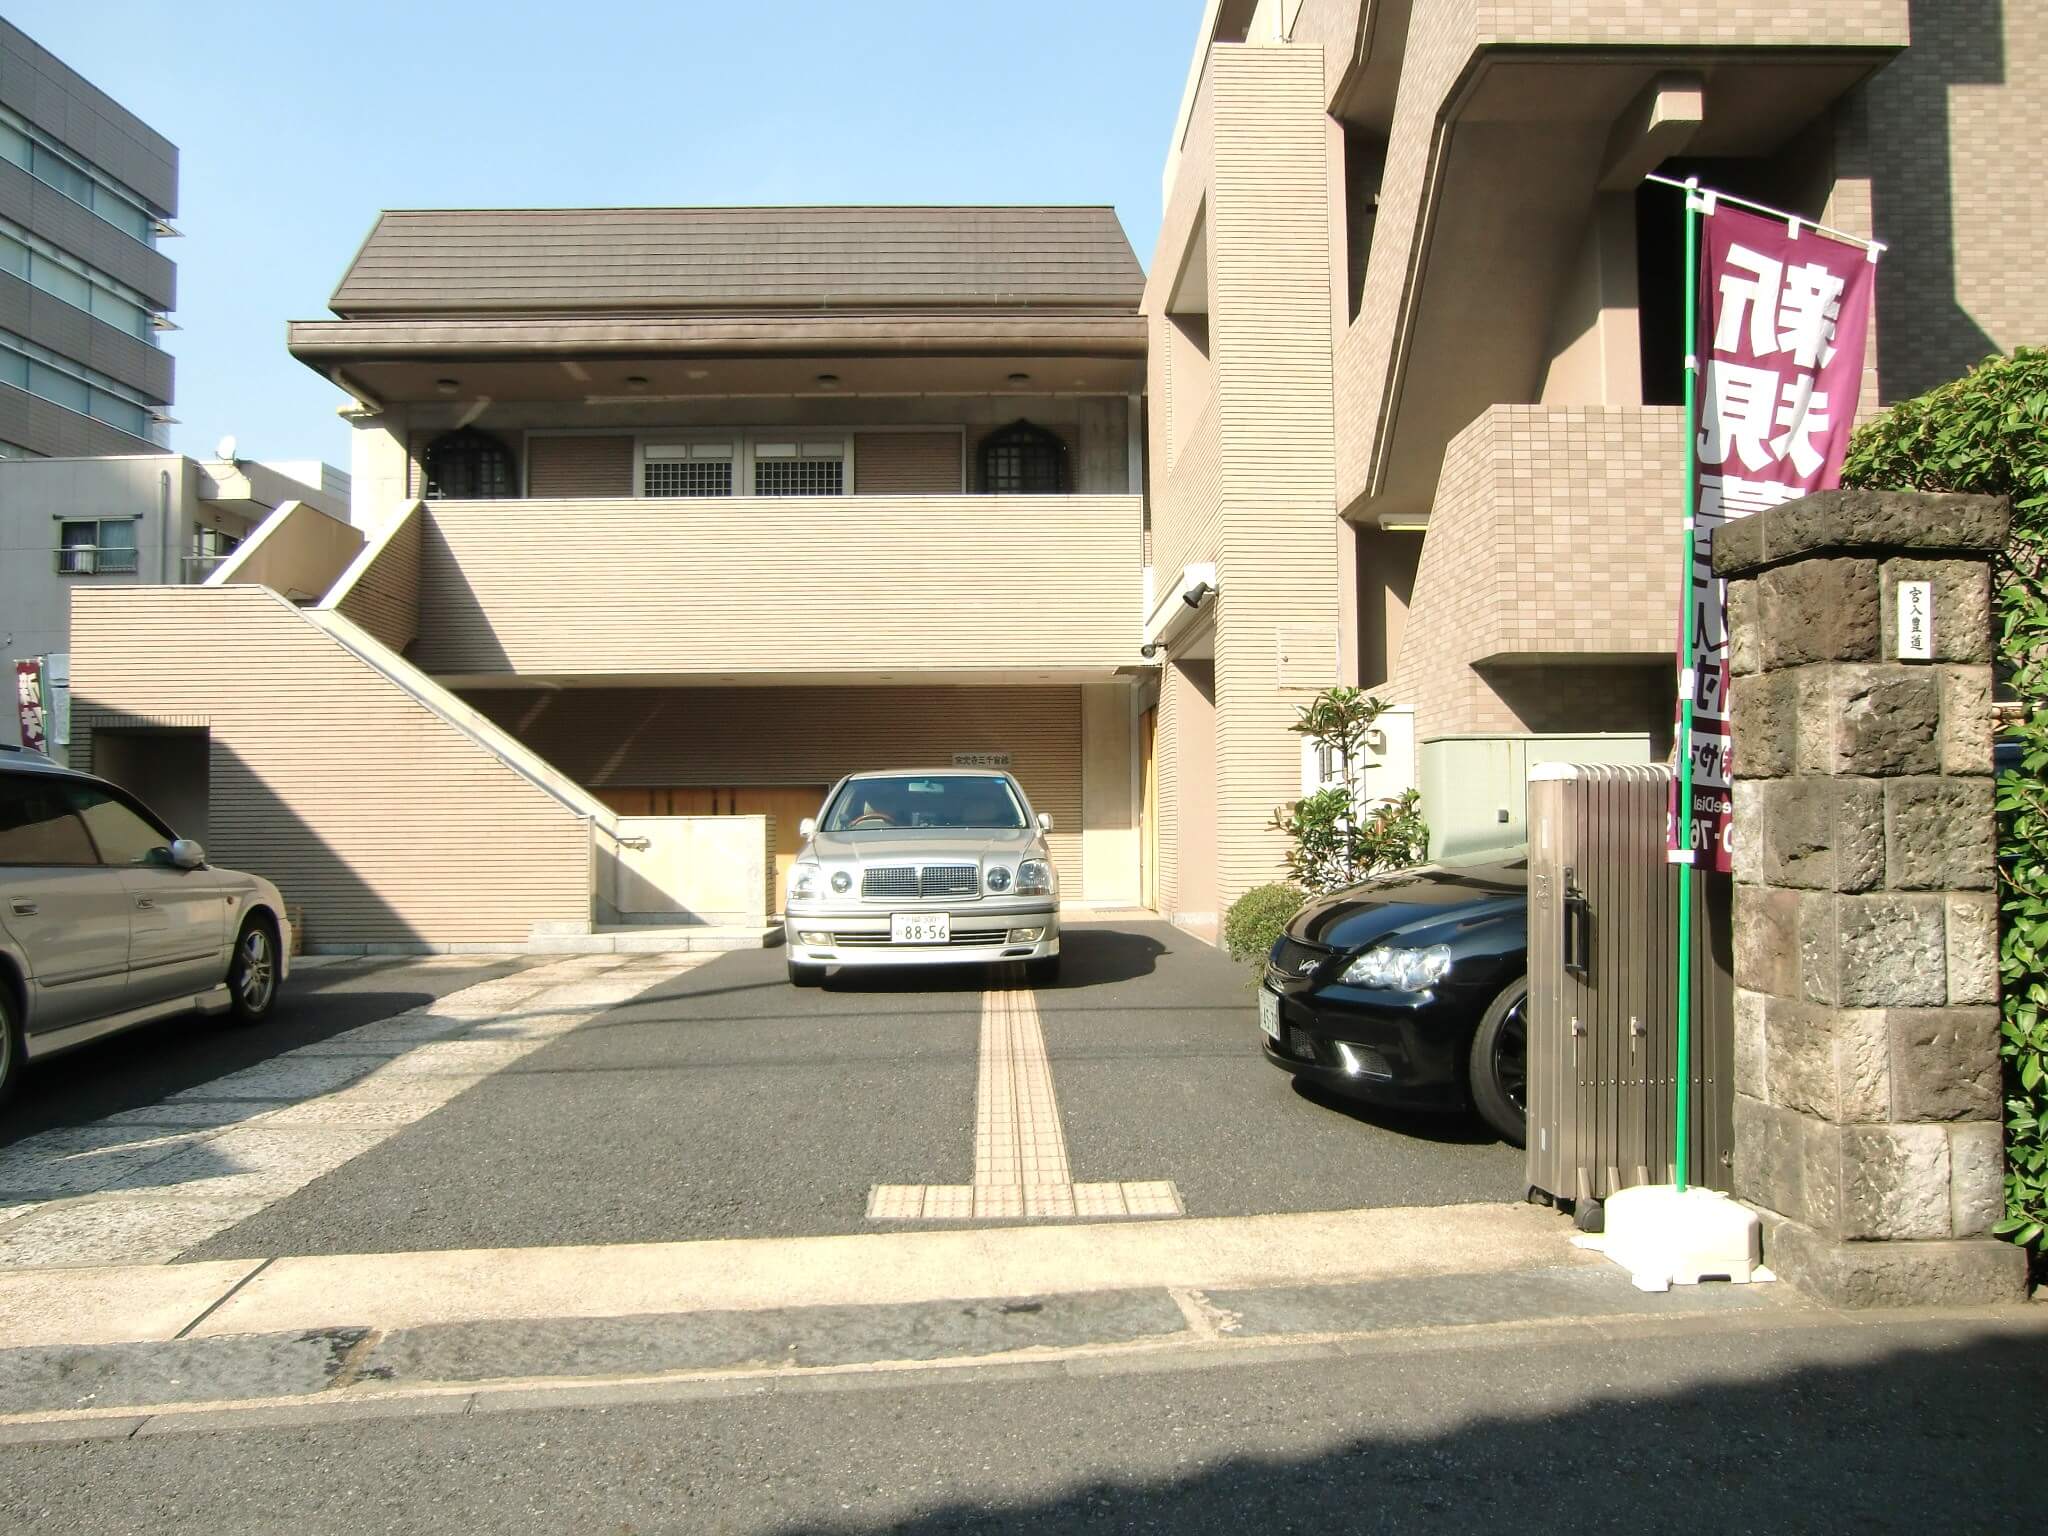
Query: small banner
xmin=14 ymin=659 xmax=46 ymax=754
xmin=1674 ymin=200 xmax=1877 ymax=870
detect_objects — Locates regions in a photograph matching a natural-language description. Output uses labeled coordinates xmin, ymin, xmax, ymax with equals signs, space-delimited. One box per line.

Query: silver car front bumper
xmin=782 ymin=906 xmax=1059 ymax=968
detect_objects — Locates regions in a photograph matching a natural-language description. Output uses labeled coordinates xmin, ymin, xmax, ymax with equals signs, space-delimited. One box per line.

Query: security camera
xmin=1181 ymin=581 xmax=1213 ymax=610
xmin=1139 ymin=642 xmax=1160 ymax=659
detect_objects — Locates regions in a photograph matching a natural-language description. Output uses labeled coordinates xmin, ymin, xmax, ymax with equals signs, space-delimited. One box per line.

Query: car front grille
xmin=1271 ymin=936 xmax=1334 ymax=980
xmin=860 ymin=865 xmax=980 ymax=900
xmin=829 ymin=929 xmax=1010 ymax=948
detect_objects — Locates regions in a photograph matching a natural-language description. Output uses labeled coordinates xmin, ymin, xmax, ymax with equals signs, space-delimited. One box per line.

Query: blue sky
xmin=7 ymin=0 xmax=1200 ymax=469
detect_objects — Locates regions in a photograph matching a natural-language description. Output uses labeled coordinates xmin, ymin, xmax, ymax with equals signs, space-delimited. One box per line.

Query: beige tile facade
xmin=1147 ymin=42 xmax=1340 ymax=928
xmin=1144 ymin=0 xmax=2042 ymax=943
xmin=1864 ymin=0 xmax=2048 ymax=400
xmin=1390 ymin=405 xmax=1680 ymax=740
xmin=69 ymin=586 xmax=597 ymax=949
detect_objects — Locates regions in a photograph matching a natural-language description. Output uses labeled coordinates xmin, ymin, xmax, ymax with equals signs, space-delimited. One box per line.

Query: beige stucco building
xmin=1141 ymin=0 xmax=2044 ymax=938
xmin=65 ymin=2 xmax=2044 ymax=952
xmin=70 ymin=208 xmax=1153 ymax=950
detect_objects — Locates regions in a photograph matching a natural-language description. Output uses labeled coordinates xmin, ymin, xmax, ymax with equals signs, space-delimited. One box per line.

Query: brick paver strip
xmin=868 ymin=980 xmax=1183 ymax=1222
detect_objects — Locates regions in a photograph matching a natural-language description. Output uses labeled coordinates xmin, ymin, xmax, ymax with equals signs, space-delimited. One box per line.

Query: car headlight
xmin=790 ymin=866 xmax=821 ymax=901
xmin=1015 ymin=858 xmax=1053 ymax=897
xmin=830 ymin=870 xmax=852 ymax=894
xmin=987 ymin=866 xmax=1012 ymax=893
xmin=1338 ymin=943 xmax=1452 ymax=992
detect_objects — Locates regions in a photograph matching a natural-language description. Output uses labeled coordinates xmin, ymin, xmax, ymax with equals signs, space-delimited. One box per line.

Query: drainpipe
xmin=160 ymin=465 xmax=174 ymax=583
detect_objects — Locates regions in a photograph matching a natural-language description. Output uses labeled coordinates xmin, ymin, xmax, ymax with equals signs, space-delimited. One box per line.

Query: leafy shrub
xmin=1270 ymin=688 xmax=1430 ymax=895
xmin=1224 ymin=882 xmax=1306 ymax=968
xmin=1842 ymin=347 xmax=2048 ymax=1274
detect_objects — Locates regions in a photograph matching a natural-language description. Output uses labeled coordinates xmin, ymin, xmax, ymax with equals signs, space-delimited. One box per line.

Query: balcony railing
xmin=54 ymin=544 xmax=138 ymax=575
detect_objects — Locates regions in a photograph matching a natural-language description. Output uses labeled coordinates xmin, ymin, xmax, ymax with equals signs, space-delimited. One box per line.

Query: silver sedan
xmin=783 ymin=769 xmax=1060 ymax=986
xmin=0 ymin=746 xmax=291 ymax=1109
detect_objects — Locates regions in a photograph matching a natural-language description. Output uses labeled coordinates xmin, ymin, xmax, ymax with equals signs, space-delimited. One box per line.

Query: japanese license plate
xmin=1258 ymin=987 xmax=1281 ymax=1041
xmin=891 ymin=912 xmax=951 ymax=945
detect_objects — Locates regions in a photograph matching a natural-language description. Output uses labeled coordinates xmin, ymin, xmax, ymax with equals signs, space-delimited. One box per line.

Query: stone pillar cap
xmin=1712 ymin=489 xmax=2011 ymax=579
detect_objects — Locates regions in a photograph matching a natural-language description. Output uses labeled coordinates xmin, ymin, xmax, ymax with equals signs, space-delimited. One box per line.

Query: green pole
xmin=1673 ymin=180 xmax=1701 ymax=1195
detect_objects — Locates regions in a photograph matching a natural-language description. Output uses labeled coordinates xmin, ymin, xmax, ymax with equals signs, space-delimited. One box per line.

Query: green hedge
xmin=1842 ymin=347 xmax=2048 ymax=1274
xmin=1223 ymin=883 xmax=1306 ymax=969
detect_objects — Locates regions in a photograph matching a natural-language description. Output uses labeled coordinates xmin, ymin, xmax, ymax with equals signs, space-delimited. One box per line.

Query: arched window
xmin=422 ymin=428 xmax=518 ymax=499
xmin=978 ymin=421 xmax=1068 ymax=495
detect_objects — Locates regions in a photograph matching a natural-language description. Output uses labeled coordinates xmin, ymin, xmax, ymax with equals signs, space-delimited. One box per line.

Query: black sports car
xmin=1260 ymin=858 xmax=1529 ymax=1144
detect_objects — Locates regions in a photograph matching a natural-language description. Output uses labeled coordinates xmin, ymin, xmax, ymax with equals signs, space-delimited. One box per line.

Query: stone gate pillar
xmin=1714 ymin=488 xmax=2025 ymax=1306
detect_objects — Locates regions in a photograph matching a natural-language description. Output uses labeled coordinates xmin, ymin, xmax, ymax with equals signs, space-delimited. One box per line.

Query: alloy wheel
xmin=239 ymin=927 xmax=276 ymax=1014
xmin=1495 ymin=996 xmax=1528 ymax=1117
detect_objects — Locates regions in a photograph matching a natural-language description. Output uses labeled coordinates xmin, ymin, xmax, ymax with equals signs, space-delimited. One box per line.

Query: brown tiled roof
xmin=328 ymin=206 xmax=1144 ymax=316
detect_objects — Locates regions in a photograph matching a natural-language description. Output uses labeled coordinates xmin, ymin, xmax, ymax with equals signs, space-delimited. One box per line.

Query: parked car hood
xmin=1287 ymin=857 xmax=1529 ymax=952
xmin=808 ymin=828 xmax=1042 ymax=865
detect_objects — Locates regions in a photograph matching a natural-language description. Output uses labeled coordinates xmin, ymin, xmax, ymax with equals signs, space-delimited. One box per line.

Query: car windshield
xmin=821 ymin=775 xmax=1028 ymax=832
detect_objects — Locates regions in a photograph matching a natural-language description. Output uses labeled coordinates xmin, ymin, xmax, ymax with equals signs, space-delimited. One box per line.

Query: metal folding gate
xmin=1525 ymin=763 xmax=1733 ymax=1207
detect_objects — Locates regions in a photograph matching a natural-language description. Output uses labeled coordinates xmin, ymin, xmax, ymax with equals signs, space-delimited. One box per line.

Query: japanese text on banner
xmin=1676 ymin=200 xmax=1875 ymax=870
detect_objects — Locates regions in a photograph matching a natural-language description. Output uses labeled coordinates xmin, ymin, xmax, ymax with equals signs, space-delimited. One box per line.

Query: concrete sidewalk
xmin=0 ymin=1199 xmax=1842 ymax=1436
xmin=1 ymin=1202 xmax=1581 ymax=1348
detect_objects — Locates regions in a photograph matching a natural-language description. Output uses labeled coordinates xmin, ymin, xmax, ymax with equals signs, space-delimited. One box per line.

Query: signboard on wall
xmin=952 ymin=752 xmax=1012 ymax=769
xmin=1674 ymin=200 xmax=1877 ymax=871
xmin=15 ymin=659 xmax=46 ymax=754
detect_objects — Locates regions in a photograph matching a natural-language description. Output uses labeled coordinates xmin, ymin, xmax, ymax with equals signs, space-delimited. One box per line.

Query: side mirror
xmin=798 ymin=817 xmax=817 ymax=840
xmin=1037 ymin=812 xmax=1054 ymax=833
xmin=169 ymin=838 xmax=206 ymax=870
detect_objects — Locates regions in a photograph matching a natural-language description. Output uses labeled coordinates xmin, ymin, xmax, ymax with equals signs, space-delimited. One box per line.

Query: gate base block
xmin=1753 ymin=1209 xmax=2027 ymax=1308
xmin=1573 ymin=1184 xmax=1766 ymax=1292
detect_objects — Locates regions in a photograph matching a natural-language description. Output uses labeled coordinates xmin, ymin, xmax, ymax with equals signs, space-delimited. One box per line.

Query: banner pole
xmin=1673 ymin=180 xmax=1702 ymax=1195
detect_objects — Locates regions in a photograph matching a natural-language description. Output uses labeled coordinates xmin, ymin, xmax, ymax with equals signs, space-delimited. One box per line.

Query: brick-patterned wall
xmin=1325 ymin=0 xmax=1912 ymax=514
xmin=1390 ymin=405 xmax=1680 ymax=740
xmin=1865 ymin=0 xmax=2047 ymax=401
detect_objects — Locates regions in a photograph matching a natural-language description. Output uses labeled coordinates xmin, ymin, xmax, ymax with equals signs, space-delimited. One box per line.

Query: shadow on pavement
xmin=805 ymin=1323 xmax=2048 ymax=1532
xmin=819 ymin=925 xmax=1171 ymax=994
xmin=1289 ymin=1077 xmax=1505 ymax=1148
xmin=5 ymin=960 xmax=533 ymax=1146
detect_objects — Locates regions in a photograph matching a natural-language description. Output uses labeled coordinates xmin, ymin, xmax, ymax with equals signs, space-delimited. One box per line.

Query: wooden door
xmin=730 ymin=787 xmax=830 ymax=908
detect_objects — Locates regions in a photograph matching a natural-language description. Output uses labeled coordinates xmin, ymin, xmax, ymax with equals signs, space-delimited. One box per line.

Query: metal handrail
xmin=53 ymin=545 xmax=139 ymax=575
xmin=181 ymin=553 xmax=233 ymax=582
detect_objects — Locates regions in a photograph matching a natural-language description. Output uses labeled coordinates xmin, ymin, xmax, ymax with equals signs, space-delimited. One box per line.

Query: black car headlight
xmin=1338 ymin=943 xmax=1452 ymax=992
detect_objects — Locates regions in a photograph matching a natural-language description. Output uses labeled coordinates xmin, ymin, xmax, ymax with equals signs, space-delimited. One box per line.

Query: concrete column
xmin=1714 ymin=488 xmax=2024 ymax=1306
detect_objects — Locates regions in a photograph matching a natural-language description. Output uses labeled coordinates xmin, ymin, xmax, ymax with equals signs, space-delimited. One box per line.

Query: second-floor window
xmin=56 ymin=518 xmax=137 ymax=574
xmin=752 ymin=440 xmax=845 ymax=496
xmin=639 ymin=435 xmax=849 ymax=497
xmin=979 ymin=421 xmax=1067 ymax=494
xmin=643 ymin=441 xmax=735 ymax=497
xmin=423 ymin=428 xmax=518 ymax=499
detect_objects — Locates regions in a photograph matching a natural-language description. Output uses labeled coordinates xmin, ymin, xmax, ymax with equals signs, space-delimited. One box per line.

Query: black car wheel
xmin=1468 ymin=975 xmax=1528 ymax=1147
xmin=227 ymin=915 xmax=280 ymax=1025
xmin=788 ymin=961 xmax=825 ymax=988
xmin=0 ymin=980 xmax=21 ymax=1111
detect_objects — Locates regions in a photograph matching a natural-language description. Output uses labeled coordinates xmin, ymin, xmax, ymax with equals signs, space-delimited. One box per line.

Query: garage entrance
xmin=90 ymin=727 xmax=210 ymax=845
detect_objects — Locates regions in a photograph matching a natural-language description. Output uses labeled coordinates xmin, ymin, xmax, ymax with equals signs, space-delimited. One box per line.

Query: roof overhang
xmin=289 ymin=312 xmax=1145 ymax=363
xmin=289 ymin=313 xmax=1148 ymax=406
xmin=1360 ymin=41 xmax=1903 ymax=523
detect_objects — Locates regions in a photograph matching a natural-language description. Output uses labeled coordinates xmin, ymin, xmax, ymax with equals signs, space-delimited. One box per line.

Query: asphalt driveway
xmin=183 ymin=919 xmax=1524 ymax=1259
xmin=5 ymin=956 xmax=545 ymax=1147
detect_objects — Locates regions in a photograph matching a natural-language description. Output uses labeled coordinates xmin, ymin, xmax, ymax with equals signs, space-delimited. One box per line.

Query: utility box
xmin=1419 ymin=732 xmax=1651 ymax=863
xmin=1524 ymin=762 xmax=1733 ymax=1208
